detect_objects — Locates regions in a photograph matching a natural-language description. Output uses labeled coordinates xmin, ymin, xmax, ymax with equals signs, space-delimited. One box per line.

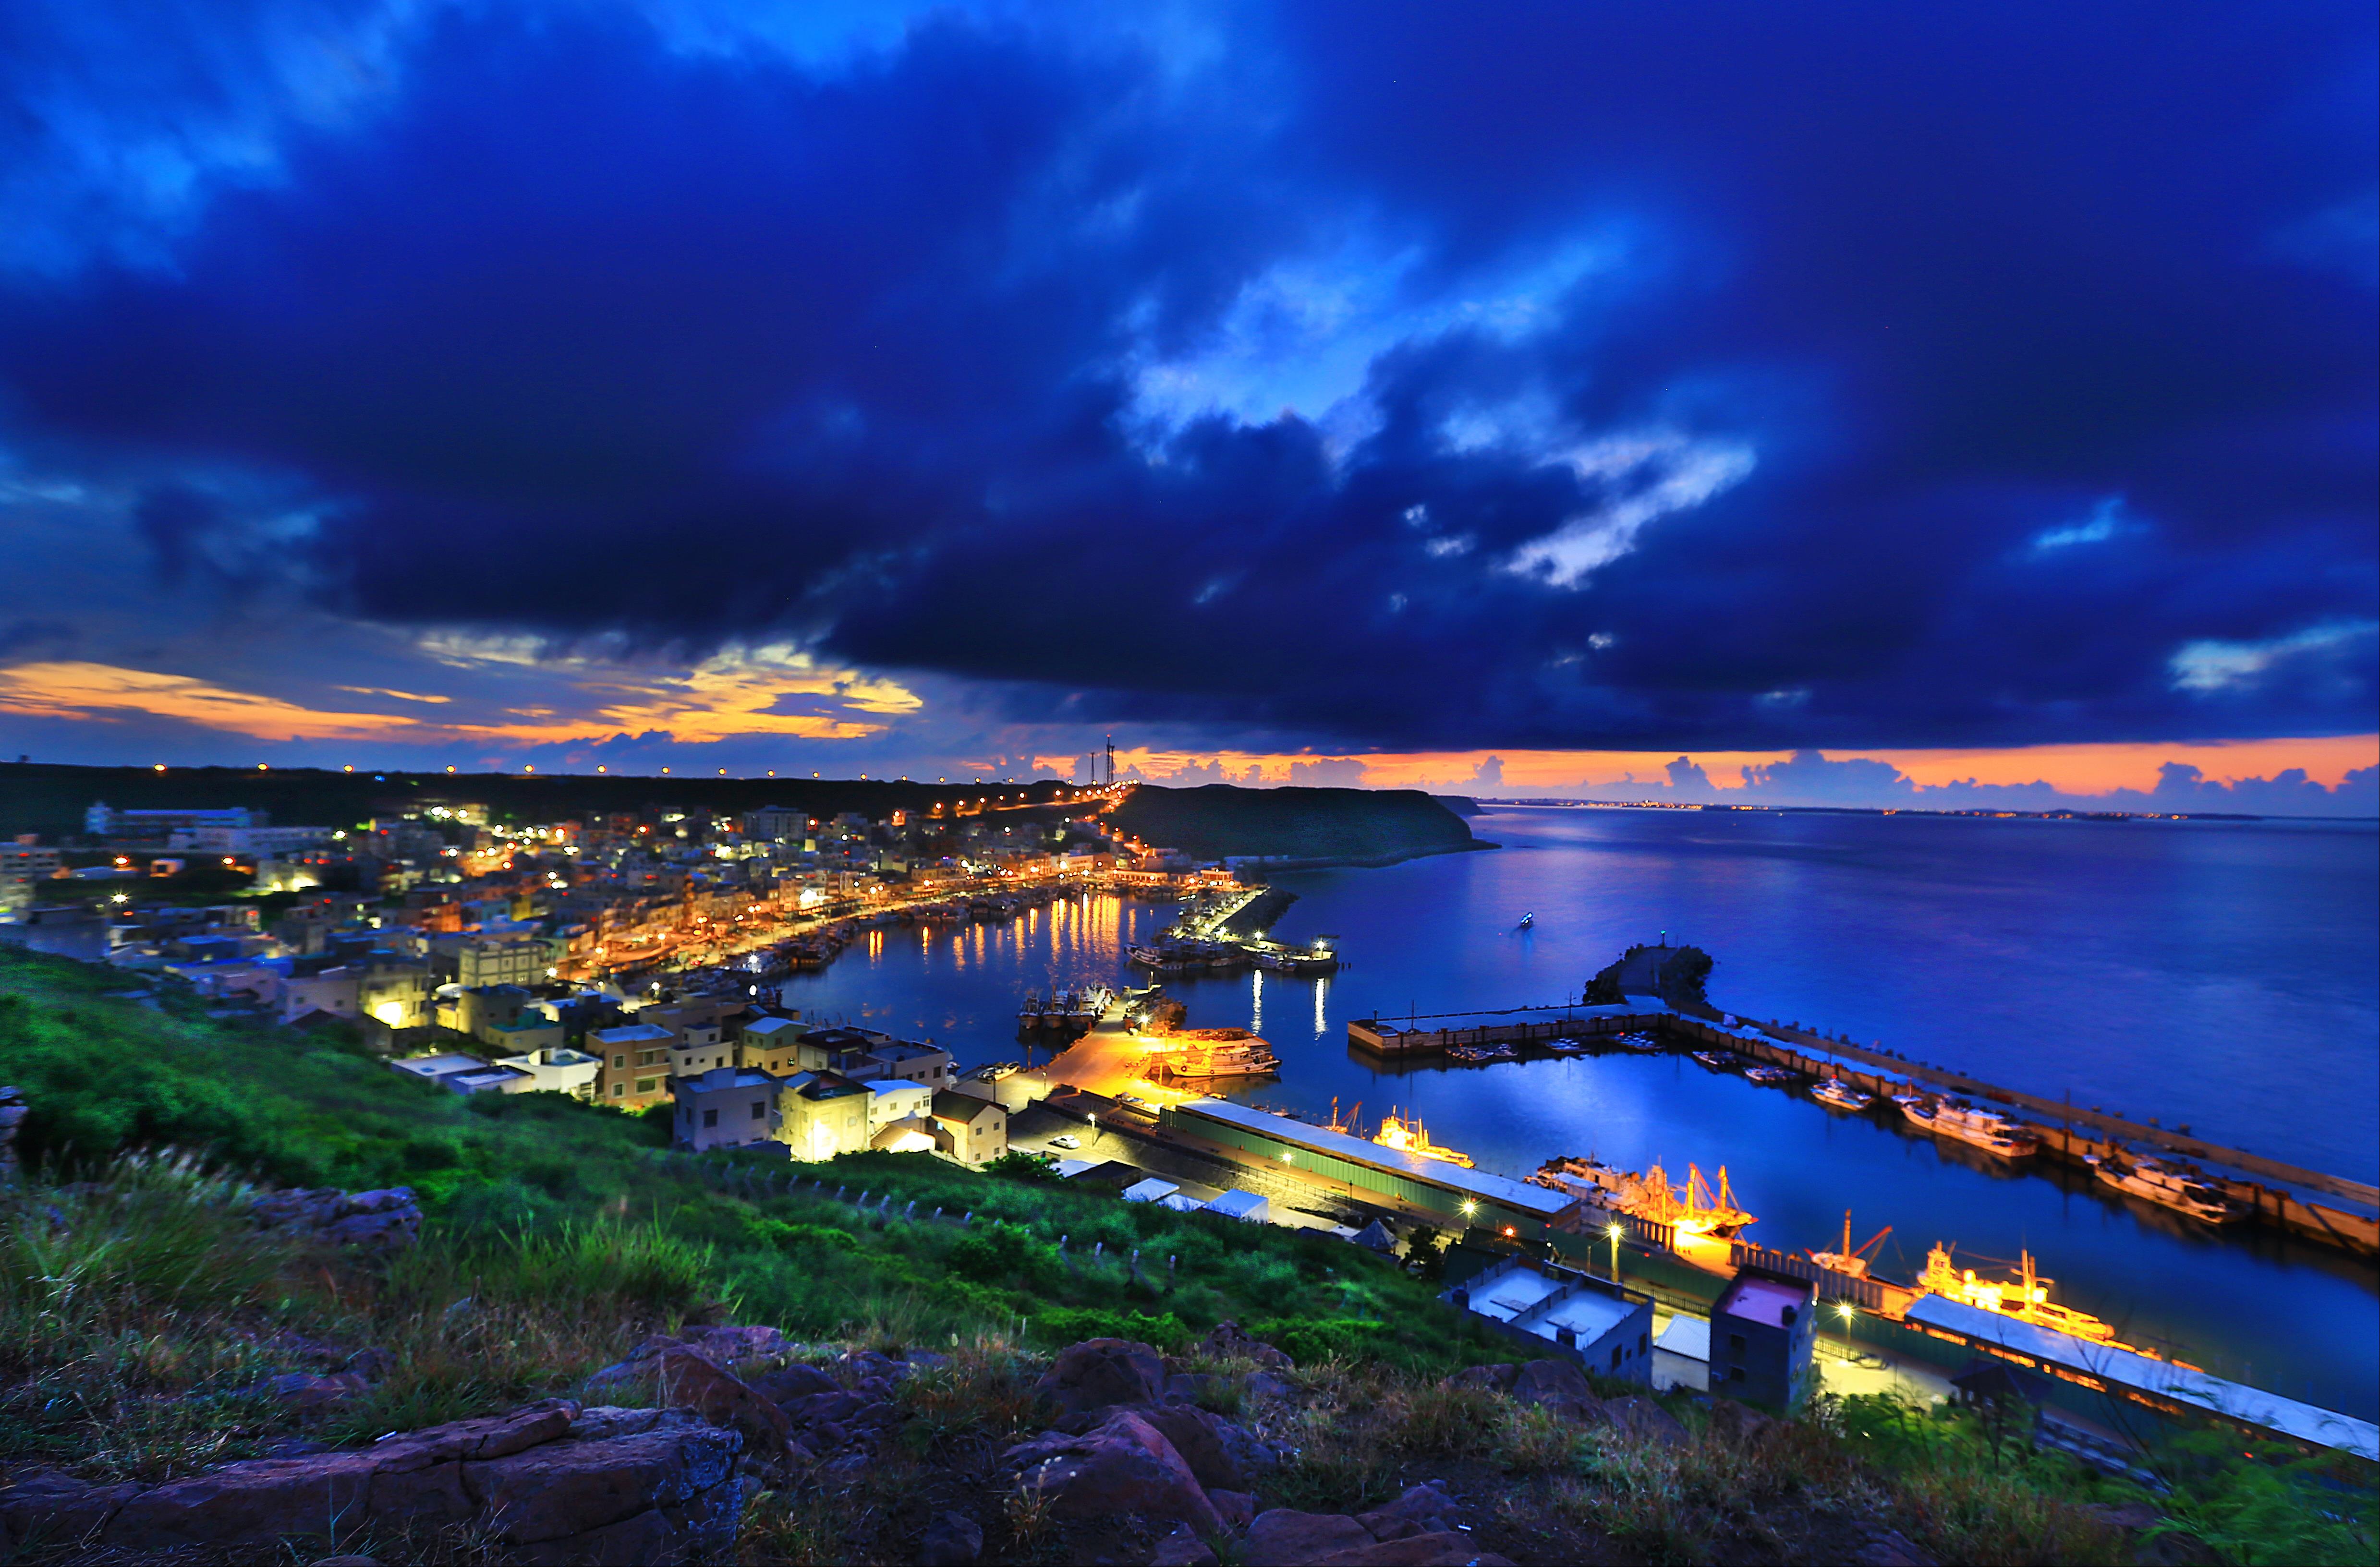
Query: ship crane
xmin=1809 ymin=1209 xmax=1892 ymax=1278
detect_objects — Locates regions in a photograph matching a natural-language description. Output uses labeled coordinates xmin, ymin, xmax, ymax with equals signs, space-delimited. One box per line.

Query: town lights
xmin=1460 ymin=1199 xmax=1478 ymax=1217
xmin=1837 ymin=1302 xmax=1857 ymax=1322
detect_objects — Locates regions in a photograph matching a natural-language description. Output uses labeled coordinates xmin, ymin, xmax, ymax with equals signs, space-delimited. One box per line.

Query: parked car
xmin=1048 ymin=1133 xmax=1082 ymax=1150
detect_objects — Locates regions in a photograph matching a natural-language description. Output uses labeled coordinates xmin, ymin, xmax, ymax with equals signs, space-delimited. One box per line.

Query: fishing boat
xmin=1616 ymin=1030 xmax=1666 ymax=1054
xmin=1744 ymin=1064 xmax=1800 ymax=1086
xmin=1516 ymin=912 xmax=1535 ymax=930
xmin=1914 ymin=1243 xmax=2166 ymax=1354
xmin=1543 ymin=1036 xmax=1589 ymax=1056
xmin=1808 ymin=1210 xmax=1891 ymax=1278
xmin=1373 ymin=1111 xmax=1475 ymax=1168
xmin=2086 ymin=1151 xmax=2246 ymax=1224
xmin=1811 ymin=1076 xmax=1875 ymax=1111
xmin=1689 ymin=1049 xmax=1740 ymax=1072
xmin=1531 ymin=1156 xmax=1756 ymax=1237
xmin=1902 ymin=1097 xmax=2039 ymax=1157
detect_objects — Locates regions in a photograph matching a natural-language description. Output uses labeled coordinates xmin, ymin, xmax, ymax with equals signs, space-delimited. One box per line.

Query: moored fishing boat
xmin=2086 ymin=1150 xmax=2246 ymax=1223
xmin=1811 ymin=1076 xmax=1874 ymax=1111
xmin=1744 ymin=1064 xmax=1800 ymax=1086
xmin=1902 ymin=1097 xmax=2039 ymax=1157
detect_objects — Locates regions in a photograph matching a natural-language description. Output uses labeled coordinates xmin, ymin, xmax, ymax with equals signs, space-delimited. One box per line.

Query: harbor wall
xmin=1664 ymin=1015 xmax=2380 ymax=1255
xmin=1348 ymin=1007 xmax=1668 ymax=1056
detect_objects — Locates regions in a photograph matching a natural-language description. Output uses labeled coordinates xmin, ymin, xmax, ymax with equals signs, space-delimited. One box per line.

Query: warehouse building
xmin=1156 ymin=1097 xmax=1581 ymax=1239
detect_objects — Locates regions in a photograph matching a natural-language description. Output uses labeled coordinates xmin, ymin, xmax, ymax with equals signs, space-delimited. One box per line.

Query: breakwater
xmin=1348 ymin=1004 xmax=2380 ymax=1258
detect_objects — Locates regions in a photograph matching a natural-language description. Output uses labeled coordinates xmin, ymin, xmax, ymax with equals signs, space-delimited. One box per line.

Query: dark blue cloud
xmin=0 ymin=0 xmax=2370 ymax=751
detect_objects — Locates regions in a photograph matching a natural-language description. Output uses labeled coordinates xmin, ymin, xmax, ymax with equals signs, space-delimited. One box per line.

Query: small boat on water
xmin=1811 ymin=1077 xmax=1874 ymax=1111
xmin=1902 ymin=1097 xmax=2039 ymax=1157
xmin=1615 ymin=1030 xmax=1666 ymax=1054
xmin=1516 ymin=912 xmax=1535 ymax=930
xmin=2086 ymin=1151 xmax=2246 ymax=1224
xmin=1689 ymin=1049 xmax=1740 ymax=1072
xmin=1744 ymin=1064 xmax=1800 ymax=1086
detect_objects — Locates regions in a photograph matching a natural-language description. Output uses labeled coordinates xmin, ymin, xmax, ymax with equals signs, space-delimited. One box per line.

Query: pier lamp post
xmin=1606 ymin=1223 xmax=1624 ymax=1283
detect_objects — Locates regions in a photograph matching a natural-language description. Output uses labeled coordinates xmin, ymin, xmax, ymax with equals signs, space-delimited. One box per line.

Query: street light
xmin=1606 ymin=1222 xmax=1625 ymax=1283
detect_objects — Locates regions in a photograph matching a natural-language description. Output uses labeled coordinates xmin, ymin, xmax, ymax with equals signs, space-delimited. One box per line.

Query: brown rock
xmin=1154 ymin=1526 xmax=1222 ymax=1567
xmin=254 ymin=1371 xmax=372 ymax=1410
xmin=1356 ymin=1482 xmax=1461 ymax=1542
xmin=919 ymin=1509 xmax=984 ymax=1566
xmin=1210 ymin=1489 xmax=1256 ymax=1531
xmin=514 ymin=1467 xmax=746 ymax=1567
xmin=1034 ymin=1338 xmax=1168 ymax=1417
xmin=105 ymin=1453 xmax=383 ymax=1551
xmin=0 ymin=1470 xmax=142 ymax=1551
xmin=1850 ymin=1529 xmax=1938 ymax=1567
xmin=1200 ymin=1320 xmax=1295 ymax=1371
xmin=752 ymin=1362 xmax=839 ymax=1403
xmin=1602 ymin=1395 xmax=1688 ymax=1449
xmin=372 ymin=1400 xmax=582 ymax=1470
xmin=645 ymin=1346 xmax=795 ymax=1456
xmin=1005 ymin=1410 xmax=1223 ymax=1533
xmin=1510 ymin=1360 xmax=1595 ymax=1410
xmin=1243 ymin=1509 xmax=1373 ymax=1566
xmin=1315 ymin=1535 xmax=1512 ymax=1567
xmin=364 ymin=1460 xmax=473 ymax=1532
xmin=675 ymin=1324 xmax=800 ymax=1367
xmin=465 ymin=1423 xmax=742 ymax=1546
xmin=1443 ymin=1363 xmax=1517 ymax=1393
xmin=1127 ymin=1403 xmax=1251 ymax=1492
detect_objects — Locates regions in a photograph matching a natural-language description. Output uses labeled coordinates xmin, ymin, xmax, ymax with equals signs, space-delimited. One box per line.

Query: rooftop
xmin=1906 ymin=1295 xmax=2378 ymax=1460
xmin=1716 ymin=1273 xmax=1811 ymax=1330
xmin=1169 ymin=1097 xmax=1575 ymax=1217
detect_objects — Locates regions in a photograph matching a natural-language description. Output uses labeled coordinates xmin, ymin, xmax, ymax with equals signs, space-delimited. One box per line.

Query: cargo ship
xmin=1901 ymin=1096 xmax=2040 ymax=1157
xmin=2086 ymin=1150 xmax=2246 ymax=1224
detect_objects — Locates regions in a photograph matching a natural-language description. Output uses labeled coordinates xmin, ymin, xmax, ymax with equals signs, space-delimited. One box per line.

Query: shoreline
xmin=1225 ymin=838 xmax=1500 ymax=875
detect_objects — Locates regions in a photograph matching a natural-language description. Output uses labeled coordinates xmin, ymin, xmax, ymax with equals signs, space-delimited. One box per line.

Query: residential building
xmin=591 ymin=1022 xmax=677 ymax=1108
xmin=456 ymin=935 xmax=565 ymax=988
xmin=1709 ymin=1267 xmax=1817 ymax=1409
xmin=1 ymin=841 xmax=62 ymax=878
xmin=739 ymin=1014 xmax=804 ymax=1073
xmin=486 ymin=1013 xmax=568 ymax=1058
xmin=358 ymin=958 xmax=432 ymax=1030
xmin=863 ymin=1078 xmax=935 ymax=1146
xmin=774 ymin=1071 xmax=873 ymax=1162
xmin=493 ymin=1046 xmax=602 ymax=1099
xmin=673 ymin=1066 xmax=784 ymax=1152
xmin=930 ymin=1091 xmax=1008 ymax=1165
xmin=389 ymin=1053 xmax=527 ymax=1095
xmin=1445 ymin=1255 xmax=1655 ymax=1386
xmin=280 ymin=967 xmax=362 ymax=1023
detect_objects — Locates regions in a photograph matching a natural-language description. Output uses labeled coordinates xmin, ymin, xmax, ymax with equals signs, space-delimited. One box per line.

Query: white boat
xmin=1811 ymin=1077 xmax=1874 ymax=1111
xmin=1902 ymin=1097 xmax=2039 ymax=1157
xmin=2086 ymin=1151 xmax=2245 ymax=1224
xmin=1744 ymin=1064 xmax=1800 ymax=1086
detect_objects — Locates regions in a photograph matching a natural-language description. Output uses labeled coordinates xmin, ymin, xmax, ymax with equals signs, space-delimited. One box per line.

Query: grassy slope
xmin=1108 ymin=784 xmax=1480 ymax=861
xmin=0 ymin=945 xmax=1504 ymax=1382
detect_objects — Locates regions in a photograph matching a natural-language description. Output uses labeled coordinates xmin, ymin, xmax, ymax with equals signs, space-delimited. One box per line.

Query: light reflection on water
xmin=776 ymin=812 xmax=2379 ymax=1420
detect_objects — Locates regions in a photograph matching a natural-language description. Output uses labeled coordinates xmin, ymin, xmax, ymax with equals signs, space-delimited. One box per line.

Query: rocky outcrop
xmin=1508 ymin=1358 xmax=1602 ymax=1423
xmin=1005 ymin=1409 xmax=1225 ymax=1533
xmin=1245 ymin=1488 xmax=1512 ymax=1567
xmin=250 ymin=1185 xmax=423 ymax=1251
xmin=1035 ymin=1336 xmax=1169 ymax=1416
xmin=0 ymin=1401 xmax=748 ymax=1564
xmin=1199 ymin=1320 xmax=1295 ymax=1371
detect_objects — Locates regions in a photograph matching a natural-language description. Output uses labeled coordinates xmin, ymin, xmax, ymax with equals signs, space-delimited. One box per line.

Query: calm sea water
xmin=784 ymin=807 xmax=2379 ymax=1420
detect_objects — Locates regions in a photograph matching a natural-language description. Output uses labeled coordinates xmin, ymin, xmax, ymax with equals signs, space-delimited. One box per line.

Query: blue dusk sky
xmin=0 ymin=1 xmax=2373 ymax=811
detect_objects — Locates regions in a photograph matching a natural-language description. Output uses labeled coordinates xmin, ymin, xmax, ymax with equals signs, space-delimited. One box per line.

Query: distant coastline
xmin=1467 ymin=797 xmax=2380 ymax=824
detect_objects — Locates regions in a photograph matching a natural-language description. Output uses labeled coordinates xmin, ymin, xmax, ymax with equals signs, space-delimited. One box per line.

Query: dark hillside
xmin=1109 ymin=784 xmax=1482 ymax=862
xmin=0 ymin=761 xmax=1087 ymax=838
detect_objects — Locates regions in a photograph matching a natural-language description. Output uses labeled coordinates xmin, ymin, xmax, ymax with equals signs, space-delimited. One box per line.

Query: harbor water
xmin=779 ymin=806 xmax=2380 ymax=1422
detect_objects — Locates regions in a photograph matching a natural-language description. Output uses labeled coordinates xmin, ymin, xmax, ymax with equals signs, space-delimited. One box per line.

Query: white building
xmin=493 ymin=1046 xmax=603 ymax=1099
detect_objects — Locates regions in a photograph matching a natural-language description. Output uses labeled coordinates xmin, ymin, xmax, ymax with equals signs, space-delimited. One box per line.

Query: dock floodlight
xmin=1460 ymin=1199 xmax=1478 ymax=1216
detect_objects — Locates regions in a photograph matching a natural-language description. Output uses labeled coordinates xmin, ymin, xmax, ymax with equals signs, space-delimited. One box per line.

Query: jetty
xmin=1348 ymin=1003 xmax=2378 ymax=1258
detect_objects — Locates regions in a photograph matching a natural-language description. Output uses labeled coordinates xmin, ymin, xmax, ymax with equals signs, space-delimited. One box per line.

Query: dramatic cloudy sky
xmin=1 ymin=0 xmax=2374 ymax=809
